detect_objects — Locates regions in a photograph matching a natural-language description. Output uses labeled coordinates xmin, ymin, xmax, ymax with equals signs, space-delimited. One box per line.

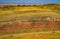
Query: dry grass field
xmin=0 ymin=31 xmax=60 ymax=39
xmin=0 ymin=4 xmax=60 ymax=39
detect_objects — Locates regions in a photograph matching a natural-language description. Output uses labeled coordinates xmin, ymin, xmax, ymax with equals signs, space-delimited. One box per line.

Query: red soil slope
xmin=0 ymin=21 xmax=60 ymax=33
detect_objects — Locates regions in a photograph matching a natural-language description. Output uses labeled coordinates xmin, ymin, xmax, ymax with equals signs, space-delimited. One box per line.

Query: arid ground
xmin=0 ymin=4 xmax=60 ymax=39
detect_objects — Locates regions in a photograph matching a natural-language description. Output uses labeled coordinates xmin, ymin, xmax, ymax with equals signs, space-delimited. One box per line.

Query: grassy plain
xmin=0 ymin=31 xmax=60 ymax=39
xmin=0 ymin=4 xmax=60 ymax=39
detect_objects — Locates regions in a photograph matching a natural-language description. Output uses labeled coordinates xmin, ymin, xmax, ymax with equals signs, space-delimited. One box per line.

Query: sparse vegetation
xmin=0 ymin=4 xmax=60 ymax=39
